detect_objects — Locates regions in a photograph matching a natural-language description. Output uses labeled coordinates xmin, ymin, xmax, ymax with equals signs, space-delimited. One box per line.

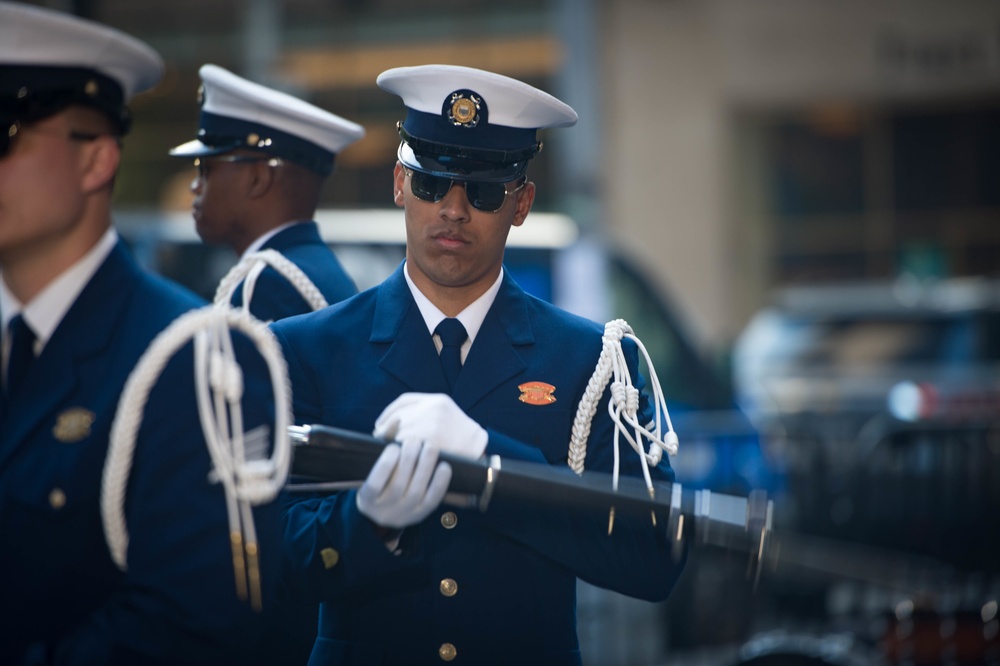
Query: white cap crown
xmin=170 ymin=64 xmax=365 ymax=176
xmin=377 ymin=64 xmax=577 ymax=181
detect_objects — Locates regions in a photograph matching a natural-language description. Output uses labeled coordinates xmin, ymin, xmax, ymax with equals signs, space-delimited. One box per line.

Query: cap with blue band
xmin=170 ymin=64 xmax=365 ymax=177
xmin=0 ymin=3 xmax=163 ymax=135
xmin=377 ymin=64 xmax=578 ymax=182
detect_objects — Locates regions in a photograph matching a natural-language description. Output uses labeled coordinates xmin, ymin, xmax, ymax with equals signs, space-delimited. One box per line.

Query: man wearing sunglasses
xmin=0 ymin=5 xmax=287 ymax=664
xmin=271 ymin=64 xmax=685 ymax=665
xmin=170 ymin=64 xmax=365 ymax=323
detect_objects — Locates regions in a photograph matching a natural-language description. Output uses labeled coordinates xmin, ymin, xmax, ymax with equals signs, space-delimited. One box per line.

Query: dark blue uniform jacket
xmin=272 ymin=263 xmax=685 ymax=666
xmin=0 ymin=241 xmax=283 ymax=665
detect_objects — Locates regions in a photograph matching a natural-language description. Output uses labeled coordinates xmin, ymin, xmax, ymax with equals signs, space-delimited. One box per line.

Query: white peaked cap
xmin=0 ymin=2 xmax=163 ymax=132
xmin=376 ymin=64 xmax=577 ymax=181
xmin=170 ymin=64 xmax=365 ymax=176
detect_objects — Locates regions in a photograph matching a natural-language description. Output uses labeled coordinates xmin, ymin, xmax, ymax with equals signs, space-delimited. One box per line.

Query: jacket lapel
xmin=0 ymin=243 xmax=133 ymax=469
xmin=373 ymin=265 xmax=451 ymax=393
xmin=452 ymin=274 xmax=533 ymax=411
xmin=370 ymin=267 xmax=537 ymax=404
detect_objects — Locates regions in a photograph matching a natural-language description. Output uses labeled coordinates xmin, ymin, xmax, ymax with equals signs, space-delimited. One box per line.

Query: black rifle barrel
xmin=288 ymin=425 xmax=968 ymax=594
xmin=288 ymin=424 xmax=773 ymax=563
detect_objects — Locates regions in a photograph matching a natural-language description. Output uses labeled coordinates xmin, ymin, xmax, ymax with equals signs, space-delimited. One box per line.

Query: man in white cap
xmin=0 ymin=4 xmax=286 ymax=664
xmin=171 ymin=65 xmax=365 ymax=322
xmin=271 ymin=64 xmax=685 ymax=665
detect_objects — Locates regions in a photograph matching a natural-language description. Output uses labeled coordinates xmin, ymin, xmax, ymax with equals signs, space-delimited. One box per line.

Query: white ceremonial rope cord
xmin=568 ymin=319 xmax=679 ymax=494
xmin=214 ymin=249 xmax=330 ymax=314
xmin=101 ymin=305 xmax=292 ymax=609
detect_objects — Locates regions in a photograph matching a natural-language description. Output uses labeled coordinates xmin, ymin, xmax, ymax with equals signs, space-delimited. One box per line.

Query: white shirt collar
xmin=403 ymin=262 xmax=504 ymax=361
xmin=243 ymin=221 xmax=305 ymax=257
xmin=0 ymin=228 xmax=118 ymax=354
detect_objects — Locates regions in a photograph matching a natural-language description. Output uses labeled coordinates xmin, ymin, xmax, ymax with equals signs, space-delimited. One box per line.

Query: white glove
xmin=373 ymin=393 xmax=488 ymax=460
xmin=356 ymin=439 xmax=453 ymax=529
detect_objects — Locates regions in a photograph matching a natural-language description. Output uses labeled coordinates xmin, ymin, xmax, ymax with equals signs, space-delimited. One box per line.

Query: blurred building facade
xmin=26 ymin=0 xmax=1000 ymax=353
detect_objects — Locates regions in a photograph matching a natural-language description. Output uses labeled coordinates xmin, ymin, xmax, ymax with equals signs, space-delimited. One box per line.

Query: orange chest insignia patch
xmin=518 ymin=381 xmax=557 ymax=405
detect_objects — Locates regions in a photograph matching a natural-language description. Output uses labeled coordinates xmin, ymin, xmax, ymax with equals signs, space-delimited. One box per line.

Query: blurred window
xmin=893 ymin=107 xmax=1000 ymax=211
xmin=753 ymin=101 xmax=1000 ymax=284
xmin=771 ymin=121 xmax=866 ymax=218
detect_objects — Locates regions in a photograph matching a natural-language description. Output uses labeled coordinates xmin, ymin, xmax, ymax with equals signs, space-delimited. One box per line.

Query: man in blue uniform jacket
xmin=171 ymin=64 xmax=365 ymax=322
xmin=0 ymin=5 xmax=285 ymax=664
xmin=271 ymin=64 xmax=686 ymax=665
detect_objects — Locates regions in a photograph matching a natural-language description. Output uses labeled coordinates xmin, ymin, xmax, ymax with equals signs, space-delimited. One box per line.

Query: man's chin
xmin=193 ymin=226 xmax=217 ymax=246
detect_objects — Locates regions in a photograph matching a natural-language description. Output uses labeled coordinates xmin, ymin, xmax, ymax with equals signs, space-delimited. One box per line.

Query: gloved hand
xmin=373 ymin=393 xmax=488 ymax=460
xmin=356 ymin=439 xmax=453 ymax=529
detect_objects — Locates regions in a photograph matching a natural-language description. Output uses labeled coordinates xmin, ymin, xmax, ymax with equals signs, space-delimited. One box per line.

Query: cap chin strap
xmin=102 ymin=305 xmax=292 ymax=611
xmin=215 ymin=249 xmax=330 ymax=318
xmin=569 ymin=319 xmax=679 ymax=494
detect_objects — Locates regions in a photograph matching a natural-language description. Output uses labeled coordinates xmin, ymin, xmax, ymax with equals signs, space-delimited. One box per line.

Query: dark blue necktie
xmin=5 ymin=314 xmax=36 ymax=397
xmin=435 ymin=318 xmax=467 ymax=391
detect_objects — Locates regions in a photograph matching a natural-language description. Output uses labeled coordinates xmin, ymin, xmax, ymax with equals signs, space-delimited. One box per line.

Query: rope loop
xmin=101 ymin=305 xmax=291 ymax=609
xmin=214 ymin=249 xmax=329 ymax=314
xmin=609 ymin=381 xmax=627 ymax=407
xmin=237 ymin=459 xmax=282 ymax=505
xmin=568 ymin=319 xmax=679 ymax=495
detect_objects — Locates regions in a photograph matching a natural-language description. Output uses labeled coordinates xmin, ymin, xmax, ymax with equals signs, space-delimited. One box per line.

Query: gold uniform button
xmin=439 ymin=578 xmax=458 ymax=597
xmin=49 ymin=488 xmax=66 ymax=510
xmin=440 ymin=511 xmax=458 ymax=529
xmin=438 ymin=643 xmax=457 ymax=661
xmin=320 ymin=547 xmax=340 ymax=569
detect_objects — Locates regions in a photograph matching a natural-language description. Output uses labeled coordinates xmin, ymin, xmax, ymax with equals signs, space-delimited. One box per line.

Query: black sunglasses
xmin=405 ymin=168 xmax=526 ymax=213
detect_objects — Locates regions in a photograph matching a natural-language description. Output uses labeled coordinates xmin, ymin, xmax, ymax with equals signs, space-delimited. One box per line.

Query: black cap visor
xmin=398 ymin=141 xmax=528 ymax=183
xmin=168 ymin=138 xmax=243 ymax=158
xmin=0 ymin=65 xmax=129 ymax=134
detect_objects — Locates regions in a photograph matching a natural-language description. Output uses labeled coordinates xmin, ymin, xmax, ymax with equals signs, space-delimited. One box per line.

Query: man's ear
xmin=79 ymin=136 xmax=121 ymax=194
xmin=392 ymin=162 xmax=406 ymax=209
xmin=510 ymin=181 xmax=535 ymax=228
xmin=248 ymin=159 xmax=276 ymax=199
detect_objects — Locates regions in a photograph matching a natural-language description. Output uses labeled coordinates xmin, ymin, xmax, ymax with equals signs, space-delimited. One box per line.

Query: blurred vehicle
xmin=732 ymin=276 xmax=1000 ymax=569
xmin=732 ymin=277 xmax=1000 ymax=445
xmin=727 ymin=278 xmax=1000 ymax=665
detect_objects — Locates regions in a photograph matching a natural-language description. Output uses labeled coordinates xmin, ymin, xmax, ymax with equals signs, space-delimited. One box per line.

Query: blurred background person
xmin=170 ymin=64 xmax=365 ymax=322
xmin=0 ymin=4 xmax=286 ymax=664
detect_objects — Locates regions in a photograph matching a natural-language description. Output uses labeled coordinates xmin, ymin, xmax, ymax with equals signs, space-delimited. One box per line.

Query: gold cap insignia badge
xmin=446 ymin=90 xmax=482 ymax=128
xmin=52 ymin=408 xmax=96 ymax=443
xmin=518 ymin=381 xmax=556 ymax=406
